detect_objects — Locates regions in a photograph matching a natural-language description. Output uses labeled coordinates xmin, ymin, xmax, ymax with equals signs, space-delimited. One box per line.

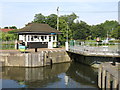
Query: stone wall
xmin=0 ymin=50 xmax=71 ymax=67
xmin=68 ymin=52 xmax=119 ymax=68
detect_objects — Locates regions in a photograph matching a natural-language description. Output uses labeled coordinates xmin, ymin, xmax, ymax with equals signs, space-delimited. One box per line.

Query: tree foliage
xmin=1 ymin=32 xmax=18 ymax=41
xmin=33 ymin=13 xmax=78 ymax=44
xmin=71 ymin=21 xmax=91 ymax=40
xmin=2 ymin=13 xmax=119 ymax=43
xmin=111 ymin=25 xmax=120 ymax=39
xmin=32 ymin=13 xmax=120 ymax=44
xmin=4 ymin=26 xmax=17 ymax=29
xmin=1 ymin=26 xmax=18 ymax=41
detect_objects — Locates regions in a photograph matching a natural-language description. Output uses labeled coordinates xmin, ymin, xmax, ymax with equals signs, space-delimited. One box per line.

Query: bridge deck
xmin=68 ymin=45 xmax=120 ymax=58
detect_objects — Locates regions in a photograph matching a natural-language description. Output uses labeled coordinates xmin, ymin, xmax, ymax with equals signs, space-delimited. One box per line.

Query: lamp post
xmin=66 ymin=23 xmax=69 ymax=42
xmin=65 ymin=22 xmax=69 ymax=51
xmin=57 ymin=7 xmax=59 ymax=31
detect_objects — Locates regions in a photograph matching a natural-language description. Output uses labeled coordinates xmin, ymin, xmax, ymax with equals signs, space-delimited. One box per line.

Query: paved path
xmin=0 ymin=48 xmax=65 ymax=54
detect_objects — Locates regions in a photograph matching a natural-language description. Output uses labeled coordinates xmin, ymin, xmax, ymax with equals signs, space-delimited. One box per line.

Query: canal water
xmin=1 ymin=62 xmax=98 ymax=88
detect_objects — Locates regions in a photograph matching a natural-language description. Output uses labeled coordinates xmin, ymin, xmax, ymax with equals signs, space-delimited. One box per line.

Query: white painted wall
xmin=19 ymin=34 xmax=58 ymax=48
xmin=48 ymin=42 xmax=53 ymax=49
xmin=65 ymin=42 xmax=69 ymax=51
xmin=19 ymin=35 xmax=23 ymax=41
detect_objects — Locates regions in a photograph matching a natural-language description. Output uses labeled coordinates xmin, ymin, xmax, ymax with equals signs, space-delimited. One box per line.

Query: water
xmin=1 ymin=62 xmax=98 ymax=88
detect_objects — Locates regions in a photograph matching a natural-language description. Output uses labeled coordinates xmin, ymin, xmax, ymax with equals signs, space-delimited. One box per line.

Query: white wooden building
xmin=16 ymin=23 xmax=61 ymax=48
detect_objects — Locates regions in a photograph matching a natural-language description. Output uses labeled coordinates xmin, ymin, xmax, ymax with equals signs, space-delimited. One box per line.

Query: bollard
xmin=112 ymin=59 xmax=116 ymax=66
xmin=35 ymin=48 xmax=37 ymax=52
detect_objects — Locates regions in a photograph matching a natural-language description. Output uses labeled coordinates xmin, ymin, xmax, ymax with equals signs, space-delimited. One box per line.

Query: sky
xmin=0 ymin=0 xmax=119 ymax=28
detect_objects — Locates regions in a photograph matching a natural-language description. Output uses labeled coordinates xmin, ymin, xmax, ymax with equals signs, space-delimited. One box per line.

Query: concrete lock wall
xmin=0 ymin=50 xmax=71 ymax=67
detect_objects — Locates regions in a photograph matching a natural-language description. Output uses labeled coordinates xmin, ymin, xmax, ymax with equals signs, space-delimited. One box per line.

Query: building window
xmin=41 ymin=36 xmax=44 ymax=41
xmin=53 ymin=36 xmax=55 ymax=40
xmin=49 ymin=36 xmax=51 ymax=42
xmin=34 ymin=36 xmax=37 ymax=38
xmin=45 ymin=36 xmax=47 ymax=39
xmin=31 ymin=36 xmax=33 ymax=41
xmin=24 ymin=35 xmax=26 ymax=41
xmin=28 ymin=35 xmax=30 ymax=41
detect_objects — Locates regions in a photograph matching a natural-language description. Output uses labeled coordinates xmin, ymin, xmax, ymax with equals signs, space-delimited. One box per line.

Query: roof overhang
xmin=15 ymin=32 xmax=62 ymax=35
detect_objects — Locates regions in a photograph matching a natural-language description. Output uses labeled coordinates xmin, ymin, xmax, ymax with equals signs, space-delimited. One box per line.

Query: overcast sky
xmin=0 ymin=0 xmax=119 ymax=28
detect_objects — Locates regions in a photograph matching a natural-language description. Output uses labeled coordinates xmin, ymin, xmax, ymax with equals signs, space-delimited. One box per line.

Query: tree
xmin=4 ymin=27 xmax=9 ymax=29
xmin=1 ymin=32 xmax=17 ymax=41
xmin=9 ymin=26 xmax=17 ymax=29
xmin=90 ymin=24 xmax=106 ymax=40
xmin=34 ymin=13 xmax=46 ymax=23
xmin=32 ymin=13 xmax=77 ymax=44
xmin=101 ymin=20 xmax=119 ymax=38
xmin=46 ymin=14 xmax=57 ymax=29
xmin=33 ymin=13 xmax=57 ymax=29
xmin=72 ymin=21 xmax=91 ymax=40
xmin=32 ymin=12 xmax=120 ymax=43
xmin=58 ymin=18 xmax=69 ymax=45
xmin=111 ymin=25 xmax=120 ymax=39
xmin=60 ymin=13 xmax=78 ymax=25
xmin=60 ymin=13 xmax=78 ymax=40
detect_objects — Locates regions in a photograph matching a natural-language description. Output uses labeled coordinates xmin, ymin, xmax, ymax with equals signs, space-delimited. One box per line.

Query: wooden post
xmin=35 ymin=48 xmax=37 ymax=52
xmin=113 ymin=77 xmax=118 ymax=89
xmin=106 ymin=72 xmax=111 ymax=89
xmin=44 ymin=52 xmax=46 ymax=66
xmin=102 ymin=69 xmax=106 ymax=89
xmin=98 ymin=65 xmax=102 ymax=88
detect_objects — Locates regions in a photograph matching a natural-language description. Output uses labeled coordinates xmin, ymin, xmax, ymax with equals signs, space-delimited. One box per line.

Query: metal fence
xmin=1 ymin=40 xmax=16 ymax=44
xmin=72 ymin=41 xmax=120 ymax=46
xmin=0 ymin=44 xmax=15 ymax=50
xmin=0 ymin=41 xmax=15 ymax=49
xmin=69 ymin=41 xmax=120 ymax=55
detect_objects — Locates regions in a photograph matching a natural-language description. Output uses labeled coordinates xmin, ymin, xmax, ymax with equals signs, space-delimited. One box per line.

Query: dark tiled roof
xmin=16 ymin=23 xmax=61 ymax=34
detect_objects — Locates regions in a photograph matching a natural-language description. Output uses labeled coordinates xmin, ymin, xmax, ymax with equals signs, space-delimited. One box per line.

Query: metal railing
xmin=0 ymin=44 xmax=15 ymax=50
xmin=68 ymin=41 xmax=120 ymax=55
xmin=1 ymin=40 xmax=16 ymax=44
xmin=0 ymin=41 xmax=16 ymax=50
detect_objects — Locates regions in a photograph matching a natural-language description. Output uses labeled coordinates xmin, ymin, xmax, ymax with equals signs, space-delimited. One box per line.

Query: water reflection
xmin=66 ymin=62 xmax=98 ymax=87
xmin=1 ymin=62 xmax=98 ymax=88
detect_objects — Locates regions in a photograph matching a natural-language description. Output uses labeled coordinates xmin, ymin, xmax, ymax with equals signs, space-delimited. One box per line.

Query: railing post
xmin=35 ymin=48 xmax=37 ymax=52
xmin=113 ymin=77 xmax=118 ymax=89
xmin=102 ymin=69 xmax=106 ymax=89
xmin=98 ymin=64 xmax=102 ymax=88
xmin=65 ymin=42 xmax=69 ymax=51
xmin=106 ymin=72 xmax=111 ymax=88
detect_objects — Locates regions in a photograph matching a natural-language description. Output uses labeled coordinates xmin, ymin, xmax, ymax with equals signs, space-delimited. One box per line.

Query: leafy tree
xmin=9 ymin=26 xmax=17 ymax=29
xmin=34 ymin=13 xmax=46 ymax=23
xmin=4 ymin=27 xmax=9 ymax=29
xmin=72 ymin=21 xmax=91 ymax=40
xmin=90 ymin=24 xmax=106 ymax=40
xmin=33 ymin=13 xmax=76 ymax=44
xmin=111 ymin=25 xmax=120 ymax=39
xmin=101 ymin=20 xmax=119 ymax=38
xmin=46 ymin=14 xmax=57 ymax=29
xmin=58 ymin=18 xmax=71 ymax=45
xmin=60 ymin=13 xmax=78 ymax=40
xmin=60 ymin=13 xmax=78 ymax=25
xmin=32 ymin=12 xmax=120 ymax=43
xmin=58 ymin=19 xmax=67 ymax=44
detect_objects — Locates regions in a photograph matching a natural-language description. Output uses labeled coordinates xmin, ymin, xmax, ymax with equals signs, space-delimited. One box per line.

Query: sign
xmin=19 ymin=45 xmax=26 ymax=52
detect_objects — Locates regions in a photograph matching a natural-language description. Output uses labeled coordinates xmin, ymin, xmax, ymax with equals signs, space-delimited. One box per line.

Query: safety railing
xmin=68 ymin=41 xmax=120 ymax=56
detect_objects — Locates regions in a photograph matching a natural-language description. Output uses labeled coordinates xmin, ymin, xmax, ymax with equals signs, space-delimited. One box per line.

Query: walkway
xmin=0 ymin=48 xmax=65 ymax=54
xmin=68 ymin=41 xmax=120 ymax=57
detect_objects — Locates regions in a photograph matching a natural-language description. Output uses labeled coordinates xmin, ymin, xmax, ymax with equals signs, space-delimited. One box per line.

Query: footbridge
xmin=66 ymin=41 xmax=120 ymax=58
xmin=65 ymin=41 xmax=120 ymax=68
